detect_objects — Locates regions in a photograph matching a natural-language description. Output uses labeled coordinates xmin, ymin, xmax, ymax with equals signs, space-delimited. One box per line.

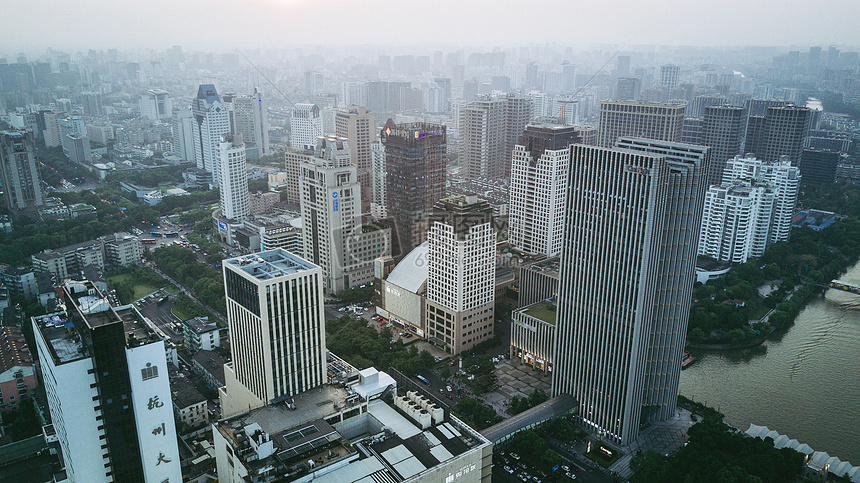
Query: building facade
xmin=290 ymin=103 xmax=323 ymax=150
xmin=0 ymin=131 xmax=44 ymax=213
xmin=425 ymin=195 xmax=495 ymax=355
xmin=553 ymin=139 xmax=708 ymax=446
xmin=508 ymin=123 xmax=582 ymax=256
xmin=192 ymin=84 xmax=231 ymax=185
xmin=381 ymin=121 xmax=447 ymax=256
xmin=220 ymin=250 xmax=327 ymax=417
xmin=217 ymin=134 xmax=249 ymax=221
xmin=336 ymin=105 xmax=376 ymax=212
xmin=597 ymin=100 xmax=685 ymax=148
xmin=233 ymin=87 xmax=270 ymax=158
xmin=139 ymin=89 xmax=173 ymax=121
xmin=33 ymin=281 xmax=181 ymax=482
xmin=701 ymin=105 xmax=747 ymax=185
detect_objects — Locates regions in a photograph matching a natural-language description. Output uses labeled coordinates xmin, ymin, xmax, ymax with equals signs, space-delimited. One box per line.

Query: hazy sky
xmin=3 ymin=0 xmax=859 ymax=55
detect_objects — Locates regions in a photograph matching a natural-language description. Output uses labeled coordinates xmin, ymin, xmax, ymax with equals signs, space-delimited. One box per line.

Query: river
xmin=679 ymin=261 xmax=860 ymax=463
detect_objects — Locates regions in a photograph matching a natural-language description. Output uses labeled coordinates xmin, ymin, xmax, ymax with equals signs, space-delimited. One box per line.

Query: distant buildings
xmin=139 ymin=89 xmax=173 ymax=121
xmin=425 ymin=195 xmax=495 ymax=355
xmin=799 ymin=148 xmax=840 ymax=185
xmin=660 ymin=64 xmax=681 ymax=89
xmin=381 ymin=121 xmax=447 ymax=255
xmin=219 ymin=250 xmax=327 ymax=417
xmin=745 ymin=104 xmax=810 ymax=166
xmin=701 ymin=105 xmax=747 ymax=185
xmin=290 ymin=103 xmax=322 ymax=150
xmin=553 ymin=139 xmax=708 ymax=446
xmin=0 ymin=130 xmax=45 ymax=213
xmin=699 ymin=155 xmax=801 ymax=263
xmin=336 ymin=105 xmax=376 ymax=213
xmin=460 ymin=94 xmax=534 ymax=180
xmin=232 ymin=87 xmax=270 ymax=158
xmin=597 ymin=100 xmax=685 ymax=148
xmin=31 ymin=233 xmax=142 ymax=280
xmin=191 ymin=84 xmax=231 ymax=185
xmin=172 ymin=110 xmax=195 ymax=162
xmin=32 ymin=280 xmax=181 ymax=482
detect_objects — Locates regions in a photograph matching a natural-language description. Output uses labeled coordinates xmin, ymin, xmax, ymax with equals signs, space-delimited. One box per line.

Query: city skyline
xmin=1 ymin=0 xmax=859 ymax=55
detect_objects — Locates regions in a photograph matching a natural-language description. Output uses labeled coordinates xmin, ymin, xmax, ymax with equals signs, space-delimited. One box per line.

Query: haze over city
xmin=1 ymin=1 xmax=860 ymax=483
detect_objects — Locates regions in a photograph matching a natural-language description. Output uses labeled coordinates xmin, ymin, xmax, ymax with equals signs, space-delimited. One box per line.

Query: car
xmin=504 ymin=466 xmax=514 ymax=474
xmin=399 ymin=332 xmax=405 ymax=336
xmin=446 ymin=385 xmax=452 ymax=392
xmin=404 ymin=333 xmax=412 ymax=338
xmin=510 ymin=453 xmax=520 ymax=460
xmin=561 ymin=466 xmax=570 ymax=473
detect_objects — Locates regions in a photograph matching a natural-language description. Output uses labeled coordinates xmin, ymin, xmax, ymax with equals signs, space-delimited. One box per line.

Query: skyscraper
xmin=460 ymin=96 xmax=506 ymax=180
xmin=0 ymin=130 xmax=44 ymax=213
xmin=508 ymin=123 xmax=582 ymax=256
xmin=553 ymin=138 xmax=708 ymax=446
xmin=172 ymin=110 xmax=195 ymax=162
xmin=232 ymin=87 xmax=270 ymax=158
xmin=615 ymin=78 xmax=641 ymax=100
xmin=425 ymin=195 xmax=495 ymax=355
xmin=217 ymin=134 xmax=249 ymax=221
xmin=701 ymin=105 xmax=747 ymax=185
xmin=335 ymin=105 xmax=376 ymax=213
xmin=597 ymin=100 xmax=685 ymax=148
xmin=191 ymin=84 xmax=231 ymax=184
xmin=299 ymin=137 xmax=391 ymax=293
xmin=33 ymin=280 xmax=181 ymax=482
xmin=799 ymin=148 xmax=839 ymax=185
xmin=381 ymin=121 xmax=447 ymax=255
xmin=290 ymin=103 xmax=322 ymax=149
xmin=219 ymin=250 xmax=327 ymax=417
xmin=747 ymin=105 xmax=810 ymax=165
xmin=370 ymin=141 xmax=387 ymax=218
xmin=503 ymin=94 xmax=536 ymax=175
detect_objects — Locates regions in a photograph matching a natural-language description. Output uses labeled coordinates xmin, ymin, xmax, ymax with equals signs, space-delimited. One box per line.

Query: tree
xmin=440 ymin=367 xmax=451 ymax=379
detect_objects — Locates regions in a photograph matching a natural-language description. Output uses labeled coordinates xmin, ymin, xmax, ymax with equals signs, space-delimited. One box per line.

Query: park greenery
xmin=333 ymin=285 xmax=375 ymax=303
xmin=508 ymin=389 xmax=550 ymax=415
xmin=35 ymin=141 xmax=91 ymax=188
xmin=0 ymin=397 xmax=43 ymax=442
xmin=630 ymin=399 xmax=804 ymax=483
xmin=147 ymin=245 xmax=226 ymax=314
xmin=105 ymin=164 xmax=187 ymax=187
xmin=463 ymin=354 xmax=498 ymax=395
xmin=689 ymin=183 xmax=860 ymax=345
xmin=325 ymin=316 xmax=435 ymax=374
xmin=171 ymin=293 xmax=213 ymax=321
xmin=453 ymin=397 xmax=503 ymax=430
xmin=106 ymin=264 xmax=171 ymax=304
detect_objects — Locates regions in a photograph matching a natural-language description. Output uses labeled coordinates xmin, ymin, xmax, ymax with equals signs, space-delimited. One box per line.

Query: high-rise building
xmin=615 ymin=78 xmax=641 ymax=100
xmin=217 ymin=134 xmax=249 ymax=221
xmin=799 ymin=148 xmax=839 ymax=186
xmin=172 ymin=110 xmax=195 ymax=162
xmin=525 ymin=62 xmax=539 ymax=89
xmin=688 ymin=95 xmax=728 ymax=118
xmin=701 ymin=105 xmax=747 ymax=185
xmin=425 ymin=195 xmax=495 ymax=355
xmin=289 ymin=103 xmax=322 ymax=149
xmin=503 ymin=95 xmax=535 ymax=173
xmin=722 ymin=155 xmax=800 ymax=245
xmin=33 ymin=280 xmax=181 ymax=482
xmin=597 ymin=100 xmax=685 ymax=148
xmin=660 ymin=64 xmax=681 ymax=89
xmin=616 ymin=55 xmax=631 ymax=77
xmin=747 ymin=105 xmax=810 ymax=165
xmin=64 ymin=133 xmax=92 ymax=165
xmin=336 ymin=105 xmax=376 ymax=213
xmin=299 ymin=136 xmax=391 ymax=293
xmin=460 ymin=96 xmax=506 ymax=180
xmin=553 ymin=139 xmax=708 ymax=446
xmin=370 ymin=141 xmax=387 ymax=218
xmin=42 ymin=111 xmax=62 ymax=147
xmin=80 ymin=91 xmax=103 ymax=116
xmin=219 ymin=250 xmax=327 ymax=417
xmin=282 ymin=147 xmax=310 ymax=205
xmin=508 ymin=123 xmax=582 ymax=256
xmin=232 ymin=87 xmax=270 ymax=158
xmin=191 ymin=84 xmax=231 ymax=184
xmin=0 ymin=131 xmax=44 ymax=213
xmin=381 ymin=121 xmax=447 ymax=255
xmin=139 ymin=89 xmax=173 ymax=121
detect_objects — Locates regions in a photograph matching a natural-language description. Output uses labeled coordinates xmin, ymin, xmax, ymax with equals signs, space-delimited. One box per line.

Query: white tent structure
xmin=745 ymin=424 xmax=860 ymax=482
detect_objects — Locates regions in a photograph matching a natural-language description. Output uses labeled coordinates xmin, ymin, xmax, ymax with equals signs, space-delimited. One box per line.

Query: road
xmin=147 ymin=263 xmax=228 ymax=326
xmin=137 ymin=290 xmax=185 ymax=343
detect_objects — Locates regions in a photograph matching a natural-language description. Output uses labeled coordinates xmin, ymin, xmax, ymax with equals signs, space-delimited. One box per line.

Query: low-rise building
xmin=170 ymin=369 xmax=209 ymax=431
xmin=182 ymin=316 xmax=221 ymax=353
xmin=0 ymin=326 xmax=37 ymax=410
xmin=510 ymin=300 xmax=557 ymax=374
xmin=191 ymin=349 xmax=226 ymax=389
xmin=213 ymin=367 xmax=492 ymax=483
xmin=249 ymin=191 xmax=280 ymax=215
xmin=0 ymin=264 xmax=38 ymax=299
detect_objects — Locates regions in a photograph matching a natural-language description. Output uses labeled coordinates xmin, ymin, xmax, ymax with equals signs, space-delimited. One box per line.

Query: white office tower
xmin=217 ymin=134 xmax=249 ymax=221
xmin=232 ymin=87 xmax=271 ymax=157
xmin=698 ymin=155 xmax=800 ymax=263
xmin=425 ymin=195 xmax=495 ymax=355
xmin=553 ymin=140 xmax=708 ymax=446
xmin=508 ymin=123 xmax=582 ymax=256
xmin=219 ymin=250 xmax=327 ymax=417
xmin=290 ymin=103 xmax=322 ymax=150
xmin=172 ymin=109 xmax=195 ymax=162
xmin=299 ymin=136 xmax=391 ymax=294
xmin=191 ymin=84 xmax=231 ymax=184
xmin=139 ymin=89 xmax=173 ymax=121
xmin=460 ymin=95 xmax=506 ymax=180
xmin=371 ymin=141 xmax=387 ymax=217
xmin=33 ymin=280 xmax=181 ymax=482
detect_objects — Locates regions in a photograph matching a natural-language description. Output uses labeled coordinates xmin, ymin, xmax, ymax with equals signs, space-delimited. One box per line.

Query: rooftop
xmin=225 ymin=249 xmax=318 ymax=281
xmin=386 ymin=242 xmax=429 ymax=294
xmin=183 ymin=316 xmax=219 ymax=334
xmin=192 ymin=349 xmax=226 ymax=386
xmin=169 ymin=369 xmax=208 ymax=409
xmin=524 ymin=301 xmax=557 ymax=325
